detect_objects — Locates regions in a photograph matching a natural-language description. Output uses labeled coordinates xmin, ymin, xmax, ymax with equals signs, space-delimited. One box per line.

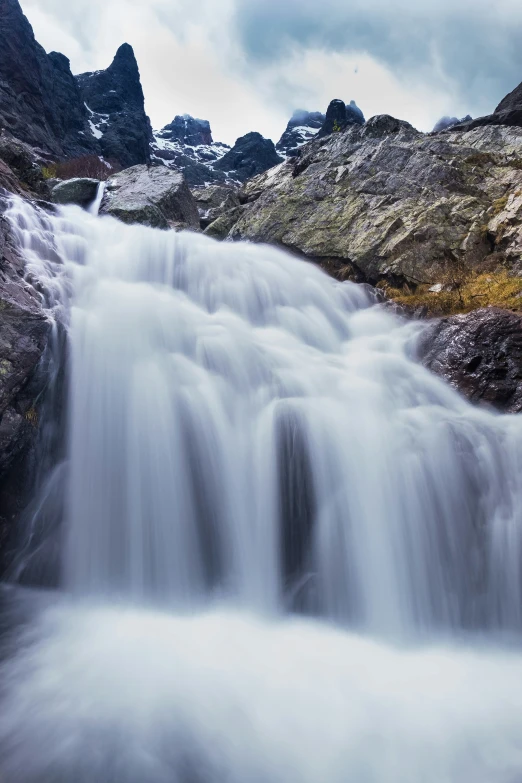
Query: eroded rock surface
xmin=51 ymin=178 xmax=99 ymax=207
xmin=100 ymin=165 xmax=200 ymax=230
xmin=0 ymin=202 xmax=50 ymax=562
xmin=222 ymin=119 xmax=522 ymax=286
xmin=419 ymin=307 xmax=522 ymax=412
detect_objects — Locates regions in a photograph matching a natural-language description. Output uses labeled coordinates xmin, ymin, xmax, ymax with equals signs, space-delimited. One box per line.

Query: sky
xmin=21 ymin=0 xmax=522 ymax=146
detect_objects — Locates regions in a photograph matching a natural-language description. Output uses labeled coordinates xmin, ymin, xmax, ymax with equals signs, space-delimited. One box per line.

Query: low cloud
xmin=19 ymin=0 xmax=522 ymax=145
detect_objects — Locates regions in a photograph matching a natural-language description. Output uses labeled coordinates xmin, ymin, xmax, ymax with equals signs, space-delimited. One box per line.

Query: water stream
xmin=1 ymin=195 xmax=522 ymax=781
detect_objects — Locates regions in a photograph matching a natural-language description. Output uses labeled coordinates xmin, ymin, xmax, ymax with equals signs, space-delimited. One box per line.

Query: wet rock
xmin=100 ymin=165 xmax=200 ymax=230
xmin=51 ymin=178 xmax=99 ymax=208
xmin=204 ymin=206 xmax=246 ymax=240
xmin=192 ymin=185 xmax=240 ymax=229
xmin=0 ymin=132 xmax=49 ymax=195
xmin=419 ymin=307 xmax=522 ymax=412
xmin=0 ymin=206 xmax=51 ymax=567
xmin=225 ymin=121 xmax=522 ymax=287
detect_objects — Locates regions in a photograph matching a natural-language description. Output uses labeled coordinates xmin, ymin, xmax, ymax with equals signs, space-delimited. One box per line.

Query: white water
xmin=2 ymin=195 xmax=522 ymax=781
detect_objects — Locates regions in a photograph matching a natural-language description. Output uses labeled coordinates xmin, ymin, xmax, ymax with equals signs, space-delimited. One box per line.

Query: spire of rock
xmin=318 ymin=99 xmax=365 ymax=138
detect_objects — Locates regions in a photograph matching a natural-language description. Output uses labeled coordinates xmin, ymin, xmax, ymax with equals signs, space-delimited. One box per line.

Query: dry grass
xmin=380 ymin=269 xmax=522 ymax=316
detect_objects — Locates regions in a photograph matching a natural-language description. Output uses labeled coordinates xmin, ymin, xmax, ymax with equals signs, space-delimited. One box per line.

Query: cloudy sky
xmin=21 ymin=0 xmax=522 ymax=146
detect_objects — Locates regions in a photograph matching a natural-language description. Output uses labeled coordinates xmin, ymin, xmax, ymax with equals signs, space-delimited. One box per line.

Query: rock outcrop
xmin=214 ymin=132 xmax=283 ymax=182
xmin=151 ymin=115 xmax=231 ymax=186
xmin=99 ymin=165 xmax=200 ymax=230
xmin=0 ymin=201 xmax=51 ymax=564
xmin=51 ymin=178 xmax=99 ymax=208
xmin=191 ymin=184 xmax=240 ymax=229
xmin=318 ymin=100 xmax=365 ymax=138
xmin=276 ymin=110 xmax=326 ymax=157
xmin=218 ymin=118 xmax=522 ymax=287
xmin=76 ymin=44 xmax=152 ymax=169
xmin=419 ymin=308 xmax=522 ymax=412
xmin=451 ymin=79 xmax=522 ymax=132
xmin=0 ymin=0 xmax=97 ymax=159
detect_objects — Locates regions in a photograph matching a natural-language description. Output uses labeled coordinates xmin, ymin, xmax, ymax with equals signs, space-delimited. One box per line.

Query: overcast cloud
xmin=20 ymin=0 xmax=522 ymax=146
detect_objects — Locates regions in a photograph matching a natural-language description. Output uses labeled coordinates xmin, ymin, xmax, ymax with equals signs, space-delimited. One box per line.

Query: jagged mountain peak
xmin=277 ymin=109 xmax=326 ymax=156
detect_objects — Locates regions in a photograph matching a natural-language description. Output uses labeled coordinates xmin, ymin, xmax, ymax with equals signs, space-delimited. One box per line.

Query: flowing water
xmin=1 ymin=193 xmax=522 ymax=781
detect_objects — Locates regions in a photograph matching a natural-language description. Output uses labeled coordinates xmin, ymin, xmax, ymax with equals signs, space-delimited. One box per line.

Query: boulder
xmin=224 ymin=120 xmax=522 ymax=287
xmin=51 ymin=178 xmax=99 ymax=207
xmin=418 ymin=307 xmax=522 ymax=412
xmin=100 ymin=165 xmax=200 ymax=230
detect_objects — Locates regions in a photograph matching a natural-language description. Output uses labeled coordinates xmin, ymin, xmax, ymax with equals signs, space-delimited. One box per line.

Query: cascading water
xmin=1 ymin=194 xmax=522 ymax=782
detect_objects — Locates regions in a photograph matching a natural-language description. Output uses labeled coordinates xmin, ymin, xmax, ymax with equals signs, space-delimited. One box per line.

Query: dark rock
xmin=419 ymin=307 xmax=522 ymax=412
xmin=276 ymin=110 xmax=325 ymax=157
xmin=100 ymin=165 xmax=200 ymax=230
xmin=159 ymin=115 xmax=214 ymax=147
xmin=318 ymin=99 xmax=365 ymax=138
xmin=496 ymin=81 xmax=522 ymax=114
xmin=76 ymin=44 xmax=152 ymax=168
xmin=0 ymin=205 xmax=51 ymax=569
xmin=191 ymin=185 xmax=240 ymax=229
xmin=204 ymin=206 xmax=246 ymax=239
xmin=450 ymin=80 xmax=522 ymax=133
xmin=0 ymin=132 xmax=49 ymax=195
xmin=151 ymin=115 xmax=231 ymax=187
xmin=0 ymin=0 xmax=97 ymax=158
xmin=433 ymin=115 xmax=472 ymax=133
xmin=214 ymin=132 xmax=283 ymax=182
xmin=51 ymin=178 xmax=99 ymax=207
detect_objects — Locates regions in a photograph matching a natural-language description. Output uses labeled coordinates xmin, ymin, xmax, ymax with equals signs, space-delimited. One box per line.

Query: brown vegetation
xmin=42 ymin=155 xmax=122 ymax=181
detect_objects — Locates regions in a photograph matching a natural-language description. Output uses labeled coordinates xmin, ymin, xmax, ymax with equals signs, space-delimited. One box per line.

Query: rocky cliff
xmin=212 ymin=117 xmax=522 ymax=295
xmin=0 ymin=197 xmax=51 ymax=566
xmin=76 ymin=44 xmax=152 ymax=169
xmin=0 ymin=0 xmax=97 ymax=159
xmin=151 ymin=115 xmax=231 ymax=186
xmin=276 ymin=110 xmax=326 ymax=157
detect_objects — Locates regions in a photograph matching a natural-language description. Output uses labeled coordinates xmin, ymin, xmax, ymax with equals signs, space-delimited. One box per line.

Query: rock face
xmin=0 ymin=0 xmax=97 ymax=159
xmin=191 ymin=185 xmax=240 ymax=229
xmin=0 ymin=202 xmax=50 ymax=564
xmin=451 ymin=79 xmax=522 ymax=132
xmin=214 ymin=132 xmax=283 ymax=182
xmin=419 ymin=308 xmax=522 ymax=412
xmin=433 ymin=115 xmax=472 ymax=132
xmin=51 ymin=178 xmax=99 ymax=207
xmin=76 ymin=44 xmax=152 ymax=169
xmin=220 ymin=118 xmax=522 ymax=287
xmin=151 ymin=115 xmax=231 ymax=186
xmin=318 ymin=100 xmax=365 ymax=138
xmin=100 ymin=165 xmax=200 ymax=230
xmin=276 ymin=110 xmax=326 ymax=157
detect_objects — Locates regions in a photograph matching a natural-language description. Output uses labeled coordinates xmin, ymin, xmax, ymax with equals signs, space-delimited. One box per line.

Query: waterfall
xmin=1 ymin=195 xmax=522 ymax=782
